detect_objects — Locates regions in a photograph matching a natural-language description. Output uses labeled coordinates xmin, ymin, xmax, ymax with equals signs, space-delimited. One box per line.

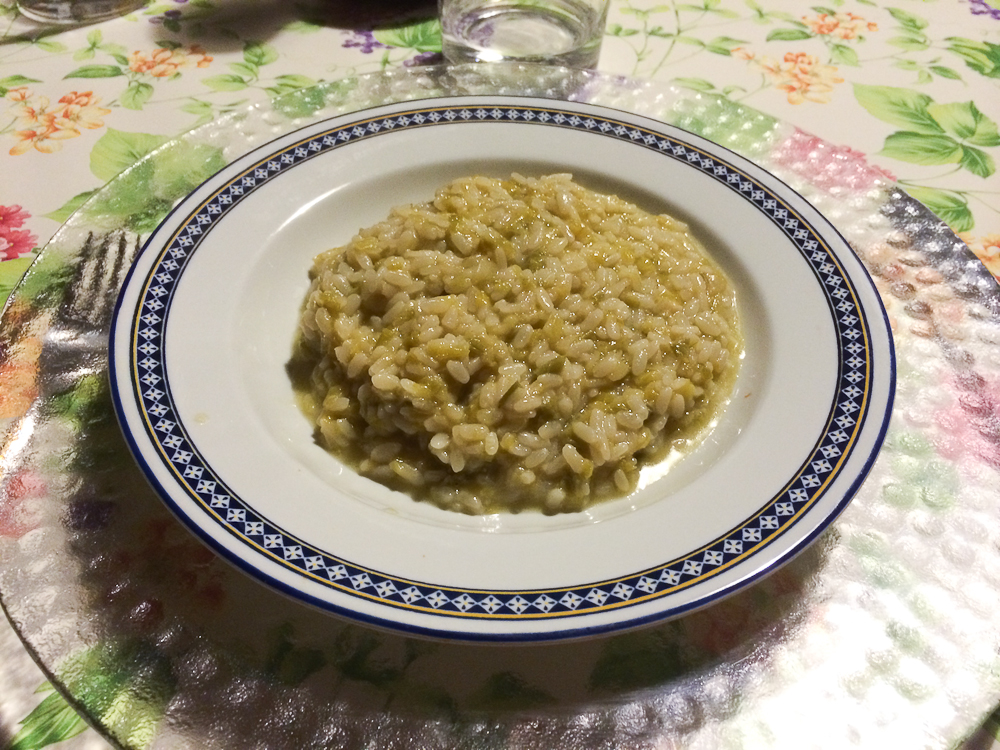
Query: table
xmin=0 ymin=1 xmax=998 ymax=748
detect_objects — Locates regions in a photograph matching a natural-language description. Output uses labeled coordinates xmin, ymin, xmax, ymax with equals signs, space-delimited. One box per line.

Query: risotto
xmin=295 ymin=174 xmax=741 ymax=515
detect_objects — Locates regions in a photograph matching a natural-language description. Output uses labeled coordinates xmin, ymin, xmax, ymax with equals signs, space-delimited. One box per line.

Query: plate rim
xmin=109 ymin=93 xmax=896 ymax=642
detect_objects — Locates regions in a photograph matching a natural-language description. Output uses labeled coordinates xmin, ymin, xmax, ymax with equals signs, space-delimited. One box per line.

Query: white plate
xmin=110 ymin=96 xmax=895 ymax=642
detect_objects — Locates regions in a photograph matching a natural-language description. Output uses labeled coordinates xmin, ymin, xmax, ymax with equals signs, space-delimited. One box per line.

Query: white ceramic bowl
xmin=110 ymin=96 xmax=894 ymax=642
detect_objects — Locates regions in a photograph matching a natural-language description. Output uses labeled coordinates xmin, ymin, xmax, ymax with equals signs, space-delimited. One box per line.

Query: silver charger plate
xmin=3 ymin=66 xmax=998 ymax=749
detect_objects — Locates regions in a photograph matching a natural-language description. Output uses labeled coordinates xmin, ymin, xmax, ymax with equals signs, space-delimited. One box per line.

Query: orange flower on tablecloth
xmin=127 ymin=44 xmax=213 ymax=78
xmin=4 ymin=86 xmax=31 ymax=103
xmin=734 ymin=48 xmax=844 ymax=104
xmin=802 ymin=12 xmax=878 ymax=40
xmin=958 ymin=232 xmax=1000 ymax=281
xmin=56 ymin=90 xmax=112 ymax=132
xmin=0 ymin=336 xmax=41 ymax=421
xmin=6 ymin=88 xmax=111 ymax=156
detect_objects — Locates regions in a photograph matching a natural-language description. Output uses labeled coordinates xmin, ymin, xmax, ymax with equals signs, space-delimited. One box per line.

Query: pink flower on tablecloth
xmin=6 ymin=89 xmax=111 ymax=155
xmin=0 ymin=468 xmax=44 ymax=539
xmin=0 ymin=205 xmax=37 ymax=260
xmin=98 ymin=517 xmax=228 ymax=629
xmin=770 ymin=129 xmax=897 ymax=192
xmin=802 ymin=12 xmax=878 ymax=40
xmin=734 ymin=49 xmax=844 ymax=104
xmin=930 ymin=372 xmax=1000 ymax=470
xmin=128 ymin=44 xmax=213 ymax=77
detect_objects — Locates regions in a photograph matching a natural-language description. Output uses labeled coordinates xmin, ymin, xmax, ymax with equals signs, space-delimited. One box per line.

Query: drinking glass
xmin=439 ymin=0 xmax=609 ymax=68
xmin=17 ymin=0 xmax=145 ymax=24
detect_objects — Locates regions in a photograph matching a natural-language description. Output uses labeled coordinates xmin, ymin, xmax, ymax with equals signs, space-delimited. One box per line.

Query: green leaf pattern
xmin=1 ymin=1 xmax=1000 ymax=748
xmin=853 ymin=84 xmax=939 ymax=132
xmin=854 ymin=83 xmax=1000 ymax=196
xmin=373 ymin=19 xmax=443 ymax=53
xmin=603 ymin=1 xmax=999 ymax=235
xmin=7 ymin=685 xmax=88 ymax=750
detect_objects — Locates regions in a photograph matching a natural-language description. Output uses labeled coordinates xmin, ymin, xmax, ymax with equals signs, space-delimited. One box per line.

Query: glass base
xmin=441 ymin=37 xmax=602 ymax=69
xmin=16 ymin=0 xmax=146 ymax=24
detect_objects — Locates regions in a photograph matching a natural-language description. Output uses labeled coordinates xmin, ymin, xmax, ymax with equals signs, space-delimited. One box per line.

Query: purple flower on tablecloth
xmin=469 ymin=23 xmax=494 ymax=47
xmin=342 ymin=30 xmax=388 ymax=54
xmin=404 ymin=51 xmax=444 ymax=67
xmin=150 ymin=9 xmax=183 ymax=25
xmin=148 ymin=0 xmax=192 ymax=26
xmin=967 ymin=0 xmax=1000 ymax=20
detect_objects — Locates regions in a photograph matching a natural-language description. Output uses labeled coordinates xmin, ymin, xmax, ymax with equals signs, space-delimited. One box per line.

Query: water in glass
xmin=440 ymin=0 xmax=609 ymax=68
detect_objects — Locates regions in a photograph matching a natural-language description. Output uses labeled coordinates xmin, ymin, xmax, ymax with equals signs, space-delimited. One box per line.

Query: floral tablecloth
xmin=0 ymin=1 xmax=998 ymax=748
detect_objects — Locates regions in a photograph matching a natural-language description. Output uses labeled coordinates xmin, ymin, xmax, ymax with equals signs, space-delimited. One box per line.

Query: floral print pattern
xmin=733 ymin=48 xmax=845 ymax=104
xmin=342 ymin=30 xmax=388 ymax=55
xmin=960 ymin=233 xmax=1000 ymax=278
xmin=127 ymin=44 xmax=213 ymax=78
xmin=604 ymin=0 xmax=999 ymax=268
xmin=0 ymin=1 xmax=999 ymax=749
xmin=4 ymin=88 xmax=111 ymax=155
xmin=0 ymin=337 xmax=41 ymax=421
xmin=802 ymin=11 xmax=878 ymax=40
xmin=0 ymin=205 xmax=37 ymax=259
xmin=968 ymin=0 xmax=1000 ymax=21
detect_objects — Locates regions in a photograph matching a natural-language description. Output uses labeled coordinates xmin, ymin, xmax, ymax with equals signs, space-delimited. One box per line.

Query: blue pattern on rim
xmin=129 ymin=103 xmax=873 ymax=621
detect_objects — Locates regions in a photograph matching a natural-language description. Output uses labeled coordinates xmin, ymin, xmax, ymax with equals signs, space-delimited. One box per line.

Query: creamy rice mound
xmin=296 ymin=174 xmax=741 ymax=515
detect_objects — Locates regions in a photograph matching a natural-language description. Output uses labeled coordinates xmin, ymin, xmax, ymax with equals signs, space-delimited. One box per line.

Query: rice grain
xmin=295 ymin=174 xmax=741 ymax=514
